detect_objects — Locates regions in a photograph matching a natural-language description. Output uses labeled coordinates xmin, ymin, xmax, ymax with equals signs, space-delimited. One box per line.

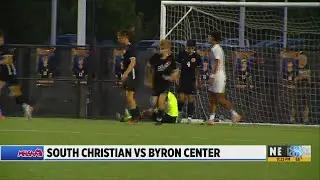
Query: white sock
xmin=125 ymin=108 xmax=130 ymax=115
xmin=230 ymin=110 xmax=238 ymax=117
xmin=209 ymin=113 xmax=215 ymax=121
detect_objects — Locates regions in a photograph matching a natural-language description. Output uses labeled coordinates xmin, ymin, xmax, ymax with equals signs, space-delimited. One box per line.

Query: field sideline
xmin=0 ymin=117 xmax=319 ymax=180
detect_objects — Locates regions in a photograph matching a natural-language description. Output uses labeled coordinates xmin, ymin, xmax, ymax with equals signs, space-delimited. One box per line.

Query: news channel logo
xmin=288 ymin=145 xmax=311 ymax=157
xmin=1 ymin=145 xmax=44 ymax=161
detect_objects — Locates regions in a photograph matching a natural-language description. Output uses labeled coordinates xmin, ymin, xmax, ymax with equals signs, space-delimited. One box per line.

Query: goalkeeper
xmin=141 ymin=92 xmax=178 ymax=123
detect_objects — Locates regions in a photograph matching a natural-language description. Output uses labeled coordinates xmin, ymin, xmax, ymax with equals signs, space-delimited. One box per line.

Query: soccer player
xmin=176 ymin=40 xmax=201 ymax=121
xmin=141 ymin=91 xmax=178 ymax=124
xmin=146 ymin=40 xmax=179 ymax=125
xmin=207 ymin=32 xmax=241 ymax=125
xmin=117 ymin=30 xmax=139 ymax=124
xmin=0 ymin=30 xmax=33 ymax=120
xmin=295 ymin=53 xmax=310 ymax=124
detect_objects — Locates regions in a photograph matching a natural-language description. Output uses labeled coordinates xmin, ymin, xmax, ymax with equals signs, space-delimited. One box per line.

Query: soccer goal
xmin=160 ymin=1 xmax=320 ymax=126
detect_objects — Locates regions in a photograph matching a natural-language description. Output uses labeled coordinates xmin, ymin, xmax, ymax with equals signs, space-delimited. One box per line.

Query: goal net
xmin=161 ymin=1 xmax=320 ymax=125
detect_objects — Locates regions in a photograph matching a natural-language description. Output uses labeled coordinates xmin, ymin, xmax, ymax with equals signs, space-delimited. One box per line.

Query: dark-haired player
xmin=0 ymin=31 xmax=33 ymax=120
xmin=176 ymin=40 xmax=201 ymax=121
xmin=207 ymin=32 xmax=241 ymax=125
xmin=117 ymin=30 xmax=139 ymax=124
xmin=146 ymin=40 xmax=179 ymax=125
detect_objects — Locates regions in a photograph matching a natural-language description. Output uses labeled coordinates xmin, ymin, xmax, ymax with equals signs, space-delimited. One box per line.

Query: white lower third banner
xmin=0 ymin=145 xmax=267 ymax=161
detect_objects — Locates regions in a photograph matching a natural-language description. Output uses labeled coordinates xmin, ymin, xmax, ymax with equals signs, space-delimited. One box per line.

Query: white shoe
xmin=187 ymin=116 xmax=192 ymax=124
xmin=24 ymin=105 xmax=33 ymax=120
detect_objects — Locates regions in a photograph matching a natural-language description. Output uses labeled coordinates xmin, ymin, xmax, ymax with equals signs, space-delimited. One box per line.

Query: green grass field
xmin=0 ymin=117 xmax=319 ymax=180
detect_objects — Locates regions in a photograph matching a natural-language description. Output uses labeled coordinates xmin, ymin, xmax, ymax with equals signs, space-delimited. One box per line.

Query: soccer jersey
xmin=210 ymin=44 xmax=226 ymax=77
xmin=297 ymin=68 xmax=310 ymax=86
xmin=283 ymin=70 xmax=297 ymax=86
xmin=176 ymin=51 xmax=201 ymax=82
xmin=200 ymin=69 xmax=210 ymax=81
xmin=167 ymin=92 xmax=178 ymax=117
xmin=121 ymin=44 xmax=137 ymax=79
xmin=238 ymin=70 xmax=251 ymax=85
xmin=0 ymin=46 xmax=16 ymax=76
xmin=149 ymin=53 xmax=176 ymax=87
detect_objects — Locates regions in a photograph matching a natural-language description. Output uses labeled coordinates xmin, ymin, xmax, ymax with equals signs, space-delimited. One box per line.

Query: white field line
xmin=0 ymin=128 xmax=291 ymax=144
xmin=215 ymin=121 xmax=320 ymax=128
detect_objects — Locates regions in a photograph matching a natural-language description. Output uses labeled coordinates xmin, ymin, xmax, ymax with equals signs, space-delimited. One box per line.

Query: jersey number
xmin=187 ymin=62 xmax=191 ymax=67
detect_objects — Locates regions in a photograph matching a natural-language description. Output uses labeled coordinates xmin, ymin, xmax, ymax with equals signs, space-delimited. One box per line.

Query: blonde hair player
xmin=146 ymin=39 xmax=179 ymax=125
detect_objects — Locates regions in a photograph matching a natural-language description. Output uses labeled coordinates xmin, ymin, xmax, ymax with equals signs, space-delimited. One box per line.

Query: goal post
xmin=160 ymin=1 xmax=320 ymax=125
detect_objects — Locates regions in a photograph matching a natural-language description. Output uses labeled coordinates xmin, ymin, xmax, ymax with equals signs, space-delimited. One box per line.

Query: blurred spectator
xmin=236 ymin=58 xmax=252 ymax=89
xmin=72 ymin=48 xmax=89 ymax=84
xmin=200 ymin=58 xmax=210 ymax=83
xmin=38 ymin=55 xmax=52 ymax=79
xmin=295 ymin=53 xmax=310 ymax=124
xmin=36 ymin=48 xmax=55 ymax=85
xmin=281 ymin=52 xmax=299 ymax=123
xmin=233 ymin=51 xmax=254 ymax=89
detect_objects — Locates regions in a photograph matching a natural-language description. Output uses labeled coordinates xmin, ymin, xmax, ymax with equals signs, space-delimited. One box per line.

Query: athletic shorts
xmin=178 ymin=80 xmax=196 ymax=94
xmin=152 ymin=113 xmax=176 ymax=123
xmin=0 ymin=66 xmax=18 ymax=86
xmin=152 ymin=82 xmax=171 ymax=96
xmin=208 ymin=75 xmax=226 ymax=93
xmin=123 ymin=76 xmax=138 ymax=92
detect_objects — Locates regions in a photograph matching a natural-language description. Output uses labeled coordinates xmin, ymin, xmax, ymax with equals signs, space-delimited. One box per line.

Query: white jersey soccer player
xmin=207 ymin=32 xmax=241 ymax=125
xmin=208 ymin=43 xmax=226 ymax=93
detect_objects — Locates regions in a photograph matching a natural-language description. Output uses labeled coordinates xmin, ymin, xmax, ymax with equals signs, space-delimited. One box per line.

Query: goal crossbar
xmin=161 ymin=1 xmax=320 ymax=8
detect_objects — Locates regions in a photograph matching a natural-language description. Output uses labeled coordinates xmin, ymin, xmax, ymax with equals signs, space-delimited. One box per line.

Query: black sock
xmin=178 ymin=102 xmax=184 ymax=112
xmin=129 ymin=108 xmax=135 ymax=119
xmin=129 ymin=107 xmax=140 ymax=120
xmin=187 ymin=102 xmax=194 ymax=118
xmin=156 ymin=109 xmax=165 ymax=122
xmin=15 ymin=96 xmax=25 ymax=106
xmin=134 ymin=107 xmax=140 ymax=118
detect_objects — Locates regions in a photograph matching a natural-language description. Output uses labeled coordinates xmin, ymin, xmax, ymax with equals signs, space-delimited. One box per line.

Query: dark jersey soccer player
xmin=146 ymin=40 xmax=179 ymax=125
xmin=117 ymin=30 xmax=139 ymax=123
xmin=176 ymin=40 xmax=201 ymax=120
xmin=0 ymin=30 xmax=33 ymax=120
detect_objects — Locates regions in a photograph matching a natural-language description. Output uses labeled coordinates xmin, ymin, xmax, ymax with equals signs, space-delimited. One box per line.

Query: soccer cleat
xmin=0 ymin=109 xmax=4 ymax=120
xmin=116 ymin=113 xmax=126 ymax=122
xmin=24 ymin=105 xmax=33 ymax=120
xmin=206 ymin=120 xmax=215 ymax=125
xmin=232 ymin=115 xmax=242 ymax=124
xmin=0 ymin=113 xmax=5 ymax=120
xmin=128 ymin=120 xmax=138 ymax=124
xmin=177 ymin=112 xmax=183 ymax=123
xmin=155 ymin=121 xmax=162 ymax=125
xmin=187 ymin=116 xmax=192 ymax=124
